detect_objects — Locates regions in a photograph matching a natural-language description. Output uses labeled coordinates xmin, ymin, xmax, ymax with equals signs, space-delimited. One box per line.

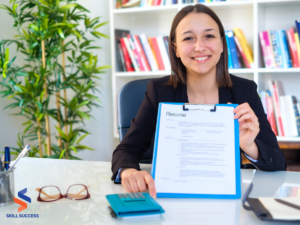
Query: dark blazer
xmin=111 ymin=75 xmax=286 ymax=180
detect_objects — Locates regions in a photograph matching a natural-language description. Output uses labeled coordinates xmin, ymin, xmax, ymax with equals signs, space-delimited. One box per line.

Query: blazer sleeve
xmin=111 ymin=80 xmax=158 ymax=180
xmin=246 ymin=81 xmax=286 ymax=171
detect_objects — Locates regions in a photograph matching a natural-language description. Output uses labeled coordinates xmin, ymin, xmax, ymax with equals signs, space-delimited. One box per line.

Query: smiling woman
xmin=111 ymin=4 xmax=286 ymax=198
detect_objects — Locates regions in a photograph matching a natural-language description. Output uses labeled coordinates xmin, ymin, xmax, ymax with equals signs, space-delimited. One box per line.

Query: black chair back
xmin=117 ymin=79 xmax=154 ymax=164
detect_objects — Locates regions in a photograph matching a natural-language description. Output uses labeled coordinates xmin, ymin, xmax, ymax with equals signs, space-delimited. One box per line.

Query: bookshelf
xmin=109 ymin=0 xmax=300 ymax=144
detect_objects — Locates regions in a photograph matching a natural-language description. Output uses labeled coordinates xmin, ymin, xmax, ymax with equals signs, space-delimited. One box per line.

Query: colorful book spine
xmin=127 ymin=34 xmax=144 ymax=71
xmin=133 ymin=35 xmax=151 ymax=71
xmin=292 ymin=96 xmax=300 ymax=135
xmin=286 ymin=28 xmax=300 ymax=68
xmin=157 ymin=36 xmax=171 ymax=71
xmin=123 ymin=37 xmax=140 ymax=71
xmin=151 ymin=37 xmax=165 ymax=70
xmin=118 ymin=43 xmax=126 ymax=72
xmin=233 ymin=28 xmax=254 ymax=68
xmin=260 ymin=91 xmax=267 ymax=114
xmin=259 ymin=31 xmax=276 ymax=68
xmin=227 ymin=30 xmax=239 ymax=69
xmin=234 ymin=36 xmax=250 ymax=68
xmin=148 ymin=37 xmax=160 ymax=70
xmin=139 ymin=34 xmax=159 ymax=71
xmin=275 ymin=31 xmax=284 ymax=68
xmin=278 ymin=30 xmax=292 ymax=68
xmin=225 ymin=31 xmax=233 ymax=69
xmin=295 ymin=20 xmax=300 ymax=43
xmin=140 ymin=0 xmax=148 ymax=7
xmin=269 ymin=80 xmax=285 ymax=136
xmin=119 ymin=38 xmax=134 ymax=72
xmin=294 ymin=33 xmax=300 ymax=65
xmin=266 ymin=91 xmax=278 ymax=136
xmin=270 ymin=30 xmax=283 ymax=68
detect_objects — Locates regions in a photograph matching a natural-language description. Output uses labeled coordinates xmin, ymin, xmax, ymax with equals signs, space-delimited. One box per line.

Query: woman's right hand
xmin=120 ymin=168 xmax=157 ymax=198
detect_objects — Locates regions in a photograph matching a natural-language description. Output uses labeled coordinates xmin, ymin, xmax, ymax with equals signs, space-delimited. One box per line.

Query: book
xmin=227 ymin=30 xmax=239 ymax=69
xmin=133 ymin=35 xmax=151 ymax=71
xmin=268 ymin=80 xmax=285 ymax=136
xmin=225 ymin=31 xmax=233 ymax=69
xmin=286 ymin=28 xmax=300 ymax=68
xmin=123 ymin=37 xmax=140 ymax=71
xmin=156 ymin=36 xmax=171 ymax=71
xmin=127 ymin=34 xmax=144 ymax=71
xmin=294 ymin=33 xmax=300 ymax=65
xmin=234 ymin=36 xmax=250 ymax=68
xmin=139 ymin=34 xmax=159 ymax=71
xmin=233 ymin=28 xmax=254 ymax=68
xmin=259 ymin=31 xmax=276 ymax=68
xmin=270 ymin=30 xmax=283 ymax=68
xmin=292 ymin=96 xmax=300 ymax=136
xmin=266 ymin=91 xmax=278 ymax=136
xmin=148 ymin=37 xmax=160 ymax=70
xmin=115 ymin=29 xmax=130 ymax=72
xmin=119 ymin=38 xmax=135 ymax=72
xmin=151 ymin=37 xmax=165 ymax=70
xmin=260 ymin=90 xmax=267 ymax=114
xmin=280 ymin=96 xmax=299 ymax=137
xmin=118 ymin=43 xmax=126 ymax=72
xmin=122 ymin=0 xmax=141 ymax=8
xmin=277 ymin=30 xmax=292 ymax=68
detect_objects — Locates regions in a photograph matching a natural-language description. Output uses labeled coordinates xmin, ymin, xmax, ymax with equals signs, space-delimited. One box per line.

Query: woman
xmin=111 ymin=4 xmax=286 ymax=198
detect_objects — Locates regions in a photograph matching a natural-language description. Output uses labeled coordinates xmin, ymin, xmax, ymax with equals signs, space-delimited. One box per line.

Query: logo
xmin=6 ymin=188 xmax=39 ymax=218
xmin=14 ymin=188 xmax=31 ymax=212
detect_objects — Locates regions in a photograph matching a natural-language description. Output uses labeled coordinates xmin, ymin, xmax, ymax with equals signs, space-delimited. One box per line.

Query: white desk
xmin=1 ymin=158 xmax=300 ymax=225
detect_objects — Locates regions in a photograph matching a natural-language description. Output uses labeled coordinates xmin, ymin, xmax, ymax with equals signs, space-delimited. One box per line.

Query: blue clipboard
xmin=151 ymin=103 xmax=241 ymax=199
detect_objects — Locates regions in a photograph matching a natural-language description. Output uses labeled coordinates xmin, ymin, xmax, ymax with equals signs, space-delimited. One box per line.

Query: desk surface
xmin=1 ymin=158 xmax=300 ymax=225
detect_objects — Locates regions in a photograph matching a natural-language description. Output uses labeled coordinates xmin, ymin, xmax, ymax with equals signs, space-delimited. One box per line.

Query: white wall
xmin=0 ymin=0 xmax=118 ymax=162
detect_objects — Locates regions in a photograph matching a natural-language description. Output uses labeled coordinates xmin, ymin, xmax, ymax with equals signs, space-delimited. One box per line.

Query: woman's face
xmin=173 ymin=12 xmax=223 ymax=77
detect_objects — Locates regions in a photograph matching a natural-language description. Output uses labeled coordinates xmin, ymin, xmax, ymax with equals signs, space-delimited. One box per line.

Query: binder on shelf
xmin=151 ymin=103 xmax=241 ymax=199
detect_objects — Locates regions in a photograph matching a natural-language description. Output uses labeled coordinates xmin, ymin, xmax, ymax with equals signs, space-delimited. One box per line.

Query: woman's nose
xmin=194 ymin=38 xmax=206 ymax=52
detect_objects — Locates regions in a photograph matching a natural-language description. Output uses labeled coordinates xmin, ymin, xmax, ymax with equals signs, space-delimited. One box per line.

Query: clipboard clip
xmin=183 ymin=104 xmax=216 ymax=112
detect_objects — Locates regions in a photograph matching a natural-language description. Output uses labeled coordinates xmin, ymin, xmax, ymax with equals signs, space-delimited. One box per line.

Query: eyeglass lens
xmin=67 ymin=185 xmax=88 ymax=200
xmin=40 ymin=186 xmax=61 ymax=201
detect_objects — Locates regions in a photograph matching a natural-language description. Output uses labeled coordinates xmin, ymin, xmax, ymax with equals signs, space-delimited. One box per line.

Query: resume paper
xmin=153 ymin=104 xmax=238 ymax=196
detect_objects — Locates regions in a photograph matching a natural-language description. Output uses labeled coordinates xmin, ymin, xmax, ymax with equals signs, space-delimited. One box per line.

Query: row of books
xmin=115 ymin=29 xmax=171 ymax=72
xmin=259 ymin=20 xmax=300 ymax=68
xmin=260 ymin=80 xmax=300 ymax=137
xmin=116 ymin=0 xmax=177 ymax=8
xmin=115 ymin=27 xmax=252 ymax=72
xmin=225 ymin=28 xmax=254 ymax=69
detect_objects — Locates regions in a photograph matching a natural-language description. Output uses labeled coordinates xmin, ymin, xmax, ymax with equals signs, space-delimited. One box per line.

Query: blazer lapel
xmin=219 ymin=86 xmax=234 ymax=104
xmin=174 ymin=83 xmax=189 ymax=103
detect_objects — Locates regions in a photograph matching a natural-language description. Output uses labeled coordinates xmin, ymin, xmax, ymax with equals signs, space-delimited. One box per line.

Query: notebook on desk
xmin=243 ymin=183 xmax=300 ymax=222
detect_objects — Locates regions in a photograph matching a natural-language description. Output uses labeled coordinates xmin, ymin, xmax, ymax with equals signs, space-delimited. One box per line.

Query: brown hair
xmin=167 ymin=4 xmax=232 ymax=89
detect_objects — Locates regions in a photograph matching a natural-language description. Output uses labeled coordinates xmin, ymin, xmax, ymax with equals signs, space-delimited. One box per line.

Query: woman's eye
xmin=184 ymin=37 xmax=193 ymax=41
xmin=206 ymin=34 xmax=214 ymax=38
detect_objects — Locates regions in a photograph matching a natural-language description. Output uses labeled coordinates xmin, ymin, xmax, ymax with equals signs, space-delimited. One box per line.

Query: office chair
xmin=118 ymin=78 xmax=154 ymax=164
xmin=117 ymin=78 xmax=256 ymax=169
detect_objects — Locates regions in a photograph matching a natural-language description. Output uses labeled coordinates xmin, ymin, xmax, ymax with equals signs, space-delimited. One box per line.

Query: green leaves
xmin=0 ymin=0 xmax=109 ymax=159
xmin=58 ymin=4 xmax=77 ymax=12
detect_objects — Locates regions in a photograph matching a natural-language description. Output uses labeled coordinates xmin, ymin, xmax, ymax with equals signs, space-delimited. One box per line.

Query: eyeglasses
xmin=36 ymin=184 xmax=90 ymax=202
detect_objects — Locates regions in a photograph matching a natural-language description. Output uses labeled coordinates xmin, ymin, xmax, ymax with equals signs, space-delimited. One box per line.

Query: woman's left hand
xmin=232 ymin=102 xmax=260 ymax=160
